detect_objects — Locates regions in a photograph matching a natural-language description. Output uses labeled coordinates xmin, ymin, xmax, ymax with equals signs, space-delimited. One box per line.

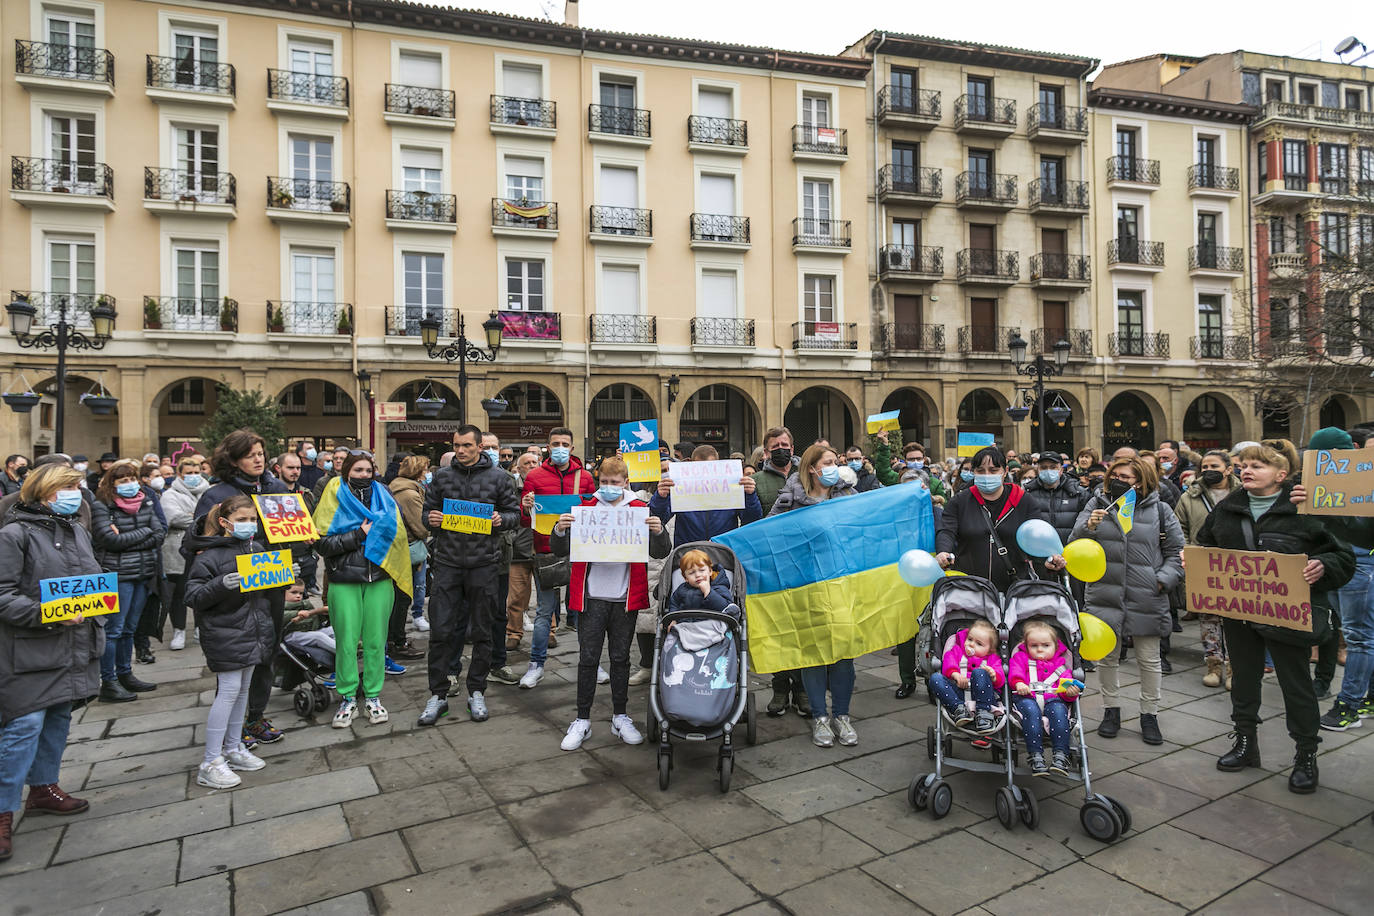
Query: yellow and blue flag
xmin=1114 ymin=488 xmax=1136 ymax=534
xmin=713 ymin=485 xmax=934 ymax=673
xmin=957 ymin=431 xmax=995 ymax=458
xmin=313 ymin=477 xmax=413 ymax=597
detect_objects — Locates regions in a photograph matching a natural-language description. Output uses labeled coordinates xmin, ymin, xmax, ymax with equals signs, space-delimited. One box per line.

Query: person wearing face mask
xmin=475 ymin=432 xmax=520 ymax=687
xmin=503 ymin=451 xmax=542 ymax=652
xmin=386 ymin=456 xmax=430 ymax=665
xmin=161 ymin=456 xmax=211 ymax=651
xmin=1175 ymin=449 xmax=1243 ymax=690
xmin=0 ymin=455 xmax=27 ymax=498
xmin=312 ymin=447 xmax=351 ymax=502
xmin=0 ymin=464 xmax=105 ymax=862
xmin=842 ymin=445 xmax=883 ymax=493
xmin=1021 ymin=451 xmax=1090 ymax=554
xmin=131 ymin=462 xmax=172 ymax=665
xmin=954 ymin=457 xmax=976 ymax=493
xmin=1155 ymin=440 xmax=1192 ymax=490
xmin=753 ymin=427 xmax=799 ymax=516
xmin=295 ymin=441 xmax=323 ymax=490
xmin=90 ymin=461 xmax=166 ymax=702
xmin=0 ymin=455 xmax=91 ymax=532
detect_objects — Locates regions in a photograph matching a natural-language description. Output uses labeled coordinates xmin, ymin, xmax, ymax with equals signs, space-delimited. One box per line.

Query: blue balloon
xmin=898 ymin=549 xmax=944 ymax=588
xmin=1016 ymin=519 xmax=1064 ymax=558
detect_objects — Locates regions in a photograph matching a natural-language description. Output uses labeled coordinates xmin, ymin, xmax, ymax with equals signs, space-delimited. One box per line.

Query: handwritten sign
xmin=254 ymin=494 xmax=318 ymax=543
xmin=668 ymin=459 xmax=744 ymax=512
xmin=1300 ymin=449 xmax=1374 ymax=516
xmin=570 ymin=505 xmax=649 ymax=563
xmin=957 ymin=432 xmax=995 ymax=458
xmin=235 ymin=549 xmax=295 ymax=592
xmin=39 ymin=573 xmax=119 ymax=624
xmin=1183 ymin=545 xmax=1312 ymax=632
xmin=375 ymin=401 xmax=407 ymax=422
xmin=866 ymin=410 xmax=901 ymax=435
xmin=532 ymin=494 xmax=585 ymax=535
xmin=619 ymin=419 xmax=662 ymax=483
xmin=442 ymin=498 xmax=494 ymax=534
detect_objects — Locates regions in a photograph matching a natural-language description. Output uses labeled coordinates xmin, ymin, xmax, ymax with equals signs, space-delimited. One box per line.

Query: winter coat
xmin=1174 ymin=477 xmax=1241 ymax=546
xmin=0 ymin=503 xmax=105 ymax=722
xmin=1 ymin=472 xmax=22 ymax=497
xmin=1022 ymin=475 xmax=1090 ymax=547
xmin=753 ymin=460 xmax=797 ymax=516
xmin=935 ymin=484 xmax=1040 ymax=593
xmin=550 ymin=495 xmax=672 ymax=613
xmin=91 ymin=494 xmax=166 ymax=581
xmin=423 ymin=455 xmax=519 ymax=569
xmin=183 ymin=531 xmax=278 ymax=673
xmin=940 ymin=630 xmax=1005 ymax=687
xmin=314 ymin=482 xmax=388 ymax=586
xmin=765 ymin=473 xmax=859 ymax=517
xmin=1070 ymin=488 xmax=1184 ymax=639
xmin=193 ymin=471 xmax=290 ymax=536
xmin=520 ymin=457 xmax=596 ymax=554
xmin=851 ymin=466 xmax=883 ymax=493
xmin=649 ymin=485 xmax=763 ymax=548
xmin=298 ymin=463 xmax=324 ymax=492
xmin=311 ymin=470 xmax=338 ymax=502
xmin=667 ymin=568 xmax=734 ymax=614
xmin=1008 ymin=642 xmax=1077 ymax=703
xmin=389 ymin=476 xmax=427 ymax=544
xmin=637 ymin=503 xmax=673 ymax=635
xmin=0 ymin=490 xmax=92 ymax=532
xmin=160 ymin=476 xmax=209 ymax=575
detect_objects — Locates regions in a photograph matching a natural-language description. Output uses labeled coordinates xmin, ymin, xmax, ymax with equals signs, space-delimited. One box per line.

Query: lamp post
xmin=418 ymin=311 xmax=504 ymax=424
xmin=1006 ymin=332 xmax=1071 ymax=454
xmin=356 ymin=368 xmax=374 ymax=451
xmin=6 ymin=294 xmax=116 ymax=453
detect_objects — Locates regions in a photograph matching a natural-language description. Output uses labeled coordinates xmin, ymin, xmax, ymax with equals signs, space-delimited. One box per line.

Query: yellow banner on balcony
xmin=502 ymin=200 xmax=550 ymax=219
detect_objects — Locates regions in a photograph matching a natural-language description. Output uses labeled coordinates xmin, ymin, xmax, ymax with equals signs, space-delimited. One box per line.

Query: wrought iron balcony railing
xmin=144 ymin=296 xmax=238 ymax=332
xmin=1109 ymin=331 xmax=1170 ymax=358
xmin=1106 ymin=156 xmax=1160 ymax=184
xmin=490 ymin=95 xmax=556 ymax=128
xmin=267 ymin=177 xmax=350 ymax=214
xmin=690 ymin=317 xmax=755 ymax=347
xmin=590 ymin=314 xmax=656 ymax=344
xmin=955 ymin=94 xmax=1016 ymax=129
xmin=881 ymin=323 xmax=945 ymax=353
xmin=1028 ymin=178 xmax=1089 ymax=210
xmin=877 ymin=86 xmax=941 ymax=121
xmin=956 ymin=248 xmax=1019 ymax=281
xmin=590 ymin=206 xmax=652 ymax=237
xmin=878 ymin=245 xmax=943 ymax=276
xmin=687 ymin=115 xmax=747 ymax=147
xmin=792 ymin=218 xmax=851 ymax=248
xmin=956 ymin=171 xmax=1017 ymax=205
xmin=589 ymin=104 xmax=650 ymax=138
xmin=492 ymin=198 xmax=557 ymax=229
xmin=386 ymin=190 xmax=456 ymax=224
xmin=1108 ymin=239 xmax=1165 ymax=267
xmin=958 ymin=325 xmax=1020 ymax=355
xmin=1191 ymin=334 xmax=1250 ymax=360
xmin=267 ymin=69 xmax=348 ymax=107
xmin=15 ymin=39 xmax=114 ymax=85
xmin=387 ymin=306 xmax=456 ymax=337
xmin=1030 ymin=328 xmax=1093 ymax=357
xmin=690 ymin=213 xmax=749 ymax=244
xmin=792 ymin=124 xmax=848 ymax=154
xmin=144 ymin=168 xmax=235 ymax=205
xmin=1027 ymin=103 xmax=1088 ymax=135
xmin=1189 ymin=245 xmax=1244 ymax=271
xmin=877 ymin=164 xmax=941 ymax=199
xmin=1029 ymin=253 xmax=1090 ymax=282
xmin=146 ymin=55 xmax=234 ymax=95
xmin=1188 ymin=164 xmax=1240 ymax=192
xmin=385 ymin=83 xmax=455 ymax=119
xmin=267 ymin=301 xmax=353 ymax=335
xmin=793 ymin=321 xmax=857 ymax=350
xmin=12 ymin=156 xmax=112 ymax=198
xmin=9 ymin=291 xmax=108 ymax=328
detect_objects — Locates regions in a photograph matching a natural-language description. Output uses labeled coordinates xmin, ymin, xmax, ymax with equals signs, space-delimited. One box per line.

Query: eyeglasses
xmin=347 ymin=449 xmax=373 ymax=458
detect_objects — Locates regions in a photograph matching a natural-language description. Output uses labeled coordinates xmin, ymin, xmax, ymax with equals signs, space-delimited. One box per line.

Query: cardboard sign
xmin=254 ymin=494 xmax=318 ymax=543
xmin=39 ymin=572 xmax=119 ymax=624
xmin=442 ymin=498 xmax=494 ymax=534
xmin=570 ymin=505 xmax=649 ymax=564
xmin=375 ymin=401 xmax=407 ymax=422
xmin=623 ymin=449 xmax=661 ymax=484
xmin=532 ymin=494 xmax=585 ymax=535
xmin=1183 ymin=545 xmax=1312 ymax=632
xmin=1300 ymin=449 xmax=1374 ymax=516
xmin=957 ymin=432 xmax=995 ymax=458
xmin=866 ymin=410 xmax=901 ymax=435
xmin=668 ymin=459 xmax=744 ymax=512
xmin=619 ymin=419 xmax=662 ymax=483
xmin=236 ymin=549 xmax=295 ymax=592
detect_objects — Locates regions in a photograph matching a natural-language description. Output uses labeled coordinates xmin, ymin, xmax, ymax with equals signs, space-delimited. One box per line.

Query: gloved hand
xmin=222 ymin=572 xmax=242 ymax=589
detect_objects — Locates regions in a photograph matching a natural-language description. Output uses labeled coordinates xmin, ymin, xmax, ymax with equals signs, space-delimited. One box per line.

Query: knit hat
xmin=1308 ymin=426 xmax=1354 ymax=451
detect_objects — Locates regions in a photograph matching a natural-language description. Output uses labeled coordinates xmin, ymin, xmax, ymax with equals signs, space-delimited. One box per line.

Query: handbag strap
xmin=1240 ymin=512 xmax=1257 ymax=551
xmin=972 ymin=490 xmax=1018 ymax=581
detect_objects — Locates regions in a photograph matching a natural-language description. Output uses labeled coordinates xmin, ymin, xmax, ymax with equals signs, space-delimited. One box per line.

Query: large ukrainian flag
xmin=713 ymin=484 xmax=934 ymax=673
xmin=313 ymin=477 xmax=414 ymax=597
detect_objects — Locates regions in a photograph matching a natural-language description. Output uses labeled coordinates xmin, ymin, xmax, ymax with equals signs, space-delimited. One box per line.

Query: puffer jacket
xmin=160 ymin=476 xmax=209 ymax=574
xmin=1022 ymin=475 xmax=1090 ymax=547
xmin=424 ymin=454 xmax=519 ymax=569
xmin=765 ymin=473 xmax=859 ymax=516
xmin=519 ymin=457 xmax=596 ymax=554
xmin=0 ymin=503 xmax=105 ymax=721
xmin=389 ymin=476 xmax=427 ymax=543
xmin=935 ymin=484 xmax=1040 ymax=593
xmin=91 ymin=494 xmax=165 ymax=581
xmin=183 ymin=531 xmax=278 ymax=673
xmin=314 ymin=481 xmax=388 ymax=586
xmin=1070 ymin=488 xmax=1184 ymax=639
xmin=1174 ymin=477 xmax=1241 ymax=546
xmin=941 ymin=629 xmax=1005 ymax=686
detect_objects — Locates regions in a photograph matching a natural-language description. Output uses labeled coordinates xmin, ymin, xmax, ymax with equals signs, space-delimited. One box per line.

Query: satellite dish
xmin=1335 ymin=36 xmax=1364 ymax=56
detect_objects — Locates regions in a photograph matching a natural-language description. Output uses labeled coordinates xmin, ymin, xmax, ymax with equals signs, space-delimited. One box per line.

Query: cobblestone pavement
xmin=4 ymin=621 xmax=1374 ymax=915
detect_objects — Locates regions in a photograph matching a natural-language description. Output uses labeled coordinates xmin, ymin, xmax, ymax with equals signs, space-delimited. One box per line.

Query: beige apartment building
xmin=0 ymin=0 xmax=873 ymax=461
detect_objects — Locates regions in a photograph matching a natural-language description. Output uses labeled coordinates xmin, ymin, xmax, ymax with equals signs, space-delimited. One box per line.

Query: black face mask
xmin=1200 ymin=469 xmax=1226 ymax=488
xmin=1106 ymin=478 xmax=1133 ymax=500
xmin=14 ymin=466 xmax=28 ymax=479
xmin=770 ymin=447 xmax=793 ymax=468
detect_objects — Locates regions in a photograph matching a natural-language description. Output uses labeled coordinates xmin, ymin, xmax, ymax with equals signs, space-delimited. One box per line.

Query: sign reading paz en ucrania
xmin=1183 ymin=545 xmax=1312 ymax=632
xmin=570 ymin=505 xmax=649 ymax=564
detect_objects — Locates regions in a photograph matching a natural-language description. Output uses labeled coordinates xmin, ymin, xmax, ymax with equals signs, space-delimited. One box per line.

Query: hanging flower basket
xmin=2 ymin=392 xmax=41 ymax=413
xmin=81 ymin=393 xmax=118 ymax=415
xmin=413 ymin=397 xmax=445 ymax=418
xmin=480 ymin=396 xmax=508 ymax=419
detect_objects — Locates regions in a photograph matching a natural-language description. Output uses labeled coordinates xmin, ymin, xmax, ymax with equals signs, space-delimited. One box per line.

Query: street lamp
xmin=6 ymin=294 xmax=116 ymax=452
xmin=1006 ymin=332 xmax=1071 ymax=453
xmin=418 ymin=310 xmax=503 ymax=423
xmin=666 ymin=374 xmax=681 ymax=411
xmin=356 ymin=368 xmax=374 ymax=451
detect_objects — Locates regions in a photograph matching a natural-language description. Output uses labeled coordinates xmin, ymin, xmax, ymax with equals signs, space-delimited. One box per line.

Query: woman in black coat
xmin=0 ymin=465 xmax=104 ymax=862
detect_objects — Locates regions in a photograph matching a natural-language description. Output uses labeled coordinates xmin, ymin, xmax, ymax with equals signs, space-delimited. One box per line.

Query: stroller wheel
xmin=718 ymin=752 xmax=733 ymax=793
xmin=311 ymin=685 xmax=328 ymax=712
xmin=929 ymin=780 xmax=953 ymax=819
xmin=1105 ymin=795 xmax=1132 ymax=835
xmin=745 ymin=694 xmax=757 ymax=746
xmin=657 ymin=751 xmax=671 ymax=791
xmin=1018 ymin=786 xmax=1040 ymax=830
xmin=995 ymin=786 xmax=1017 ymax=830
xmin=1080 ymin=798 xmax=1123 ymax=843
xmin=293 ymin=687 xmax=313 ymax=719
xmin=907 ymin=773 xmax=931 ymax=810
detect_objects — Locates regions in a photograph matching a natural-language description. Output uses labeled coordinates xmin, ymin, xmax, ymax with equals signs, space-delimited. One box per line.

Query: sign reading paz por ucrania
xmin=1183 ymin=545 xmax=1312 ymax=632
xmin=668 ymin=459 xmax=744 ymax=512
xmin=570 ymin=504 xmax=649 ymax=563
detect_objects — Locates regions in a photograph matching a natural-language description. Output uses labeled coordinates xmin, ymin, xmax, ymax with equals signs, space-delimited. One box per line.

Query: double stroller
xmin=909 ymin=574 xmax=1131 ymax=843
xmin=646 ymin=542 xmax=758 ymax=793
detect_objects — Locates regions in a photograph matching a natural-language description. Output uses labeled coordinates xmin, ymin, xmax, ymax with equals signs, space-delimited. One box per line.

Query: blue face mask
xmin=484 ymin=448 xmax=500 ymax=466
xmin=304 ymin=449 xmax=318 ymax=461
xmin=322 ymin=460 xmax=333 ymax=472
xmin=50 ymin=490 xmax=83 ymax=516
xmin=974 ymin=473 xmax=1003 ymax=494
xmin=818 ymin=465 xmax=841 ymax=487
xmin=550 ymin=446 xmax=571 ymax=466
xmin=1038 ymin=469 xmax=1061 ymax=486
xmin=182 ymin=474 xmax=203 ymax=489
xmin=960 ymin=470 xmax=975 ymax=483
xmin=847 ymin=459 xmax=864 ymax=472
xmin=231 ymin=521 xmax=257 ymax=540
xmin=115 ymin=481 xmax=140 ymax=498
xmin=598 ymin=485 xmax=623 ymax=503
xmin=423 ymin=471 xmax=433 ymax=485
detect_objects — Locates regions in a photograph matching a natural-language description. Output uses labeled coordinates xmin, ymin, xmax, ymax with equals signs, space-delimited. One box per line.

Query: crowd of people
xmin=2 ymin=418 xmax=1372 ymax=861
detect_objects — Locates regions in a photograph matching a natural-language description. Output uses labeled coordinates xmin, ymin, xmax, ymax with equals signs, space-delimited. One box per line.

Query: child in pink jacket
xmin=926 ymin=619 xmax=1004 ymax=733
xmin=1009 ymin=620 xmax=1080 ymax=777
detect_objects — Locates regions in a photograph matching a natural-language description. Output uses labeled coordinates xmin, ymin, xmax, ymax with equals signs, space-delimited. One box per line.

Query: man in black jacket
xmin=1021 ymin=451 xmax=1089 ymax=547
xmin=418 ymin=424 xmax=519 ymax=726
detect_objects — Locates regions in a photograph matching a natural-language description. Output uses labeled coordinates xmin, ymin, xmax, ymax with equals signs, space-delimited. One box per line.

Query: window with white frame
xmin=505 ymin=258 xmax=544 ymax=310
xmin=171 ymin=26 xmax=218 ymax=89
xmin=499 ymin=63 xmax=544 ymax=123
xmin=503 ymin=156 xmax=544 ymax=202
xmin=287 ymin=38 xmax=334 ymax=102
xmin=402 ymin=252 xmax=444 ymax=333
xmin=400 ymin=147 xmax=442 ymax=193
xmin=698 ymin=269 xmax=737 ymax=319
xmin=1197 ymin=294 xmax=1224 ymax=356
xmin=290 ymin=248 xmax=335 ymax=306
xmin=46 ymin=237 xmax=96 ymax=308
xmin=599 ymin=265 xmax=640 ymax=314
xmin=596 ymin=165 xmax=639 ymax=233
xmin=801 ymin=178 xmax=833 ymax=240
xmin=173 ymin=243 xmax=220 ymax=326
xmin=45 ymin=113 xmax=96 ymax=187
xmin=289 ymin=135 xmax=333 ymax=206
xmin=801 ymin=93 xmax=831 ymax=127
xmin=802 ymin=274 xmax=835 ymax=323
xmin=397 ymin=50 xmax=441 ymax=88
xmin=174 ymin=125 xmax=219 ymax=198
xmin=43 ymin=6 xmax=95 ymax=78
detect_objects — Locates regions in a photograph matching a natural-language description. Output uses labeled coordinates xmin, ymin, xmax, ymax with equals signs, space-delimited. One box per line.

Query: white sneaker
xmin=519 ymin=663 xmax=545 ymax=689
xmin=225 ymin=745 xmax=267 ymax=771
xmin=365 ymin=697 xmax=388 ymax=724
xmin=627 ymin=666 xmax=653 ymax=687
xmin=561 ymin=718 xmax=591 ymax=751
xmin=197 ymin=757 xmax=241 ymax=789
xmin=597 ymin=666 xmax=611 ymax=685
xmin=412 ymin=616 xmax=430 ymax=632
xmin=332 ymin=698 xmax=357 ymax=729
xmin=611 ymin=714 xmax=643 ymax=745
xmin=193 ymin=627 xmax=200 ymax=642
xmin=169 ymin=629 xmax=186 ymax=651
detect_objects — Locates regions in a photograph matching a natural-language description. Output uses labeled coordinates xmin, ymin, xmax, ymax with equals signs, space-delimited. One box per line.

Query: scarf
xmin=114 ymin=492 xmax=146 ymax=514
xmin=313 ymin=477 xmax=413 ymax=596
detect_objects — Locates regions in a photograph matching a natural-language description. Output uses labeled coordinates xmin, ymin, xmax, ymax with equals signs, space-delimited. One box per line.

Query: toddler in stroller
xmin=1009 ymin=620 xmax=1079 ymax=777
xmin=665 ymin=549 xmax=740 ymax=649
xmin=927 ymin=619 xmax=1004 ymax=734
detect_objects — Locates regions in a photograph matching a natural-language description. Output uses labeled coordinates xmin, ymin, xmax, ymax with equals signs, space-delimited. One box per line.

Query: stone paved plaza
xmin=3 ymin=622 xmax=1373 ymax=915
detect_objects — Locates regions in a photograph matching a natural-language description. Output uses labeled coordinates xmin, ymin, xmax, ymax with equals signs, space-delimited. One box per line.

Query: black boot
xmin=792 ymin=687 xmax=812 ymax=719
xmin=766 ymin=687 xmax=788 ymax=717
xmin=1139 ymin=713 xmax=1163 ymax=745
xmin=1288 ymin=748 xmax=1319 ymax=794
xmin=1097 ymin=707 xmax=1121 ymax=738
xmin=1217 ymin=731 xmax=1261 ymax=771
xmin=118 ymin=672 xmax=158 ymax=693
xmin=99 ymin=679 xmax=137 ymax=703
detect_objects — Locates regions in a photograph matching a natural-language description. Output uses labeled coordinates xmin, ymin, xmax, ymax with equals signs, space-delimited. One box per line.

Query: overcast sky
xmin=449 ymin=0 xmax=1366 ymax=74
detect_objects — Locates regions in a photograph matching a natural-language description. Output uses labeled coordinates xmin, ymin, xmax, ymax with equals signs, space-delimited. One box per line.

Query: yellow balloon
xmin=944 ymin=569 xmax=966 ymax=577
xmin=1063 ymin=538 xmax=1106 ymax=583
xmin=1078 ymin=612 xmax=1117 ymax=661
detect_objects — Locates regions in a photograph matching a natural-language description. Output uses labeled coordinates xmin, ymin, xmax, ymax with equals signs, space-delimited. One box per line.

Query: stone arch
xmin=1029 ymin=387 xmax=1083 ymax=456
xmin=679 ymin=383 xmax=760 ymax=459
xmin=1103 ymin=390 xmax=1164 ymax=452
xmin=269 ymin=376 xmax=359 ymax=447
xmin=148 ymin=376 xmax=221 ymax=454
xmin=1184 ymin=391 xmax=1247 ymax=450
xmin=588 ymin=382 xmax=657 ymax=456
xmin=490 ymin=382 xmax=566 ymax=449
xmin=880 ymin=386 xmax=940 ymax=449
xmin=784 ymin=385 xmax=860 ymax=450
xmin=1321 ymin=393 xmax=1360 ymax=431
xmin=957 ymin=387 xmax=1010 ymax=444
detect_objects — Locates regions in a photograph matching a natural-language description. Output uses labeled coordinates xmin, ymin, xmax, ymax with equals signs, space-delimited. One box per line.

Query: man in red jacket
xmin=517 ymin=427 xmax=595 ymax=688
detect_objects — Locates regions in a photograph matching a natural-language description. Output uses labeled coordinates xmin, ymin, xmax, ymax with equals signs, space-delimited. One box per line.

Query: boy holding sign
xmin=549 ymin=456 xmax=670 ymax=750
xmin=650 ymin=445 xmax=762 ymax=548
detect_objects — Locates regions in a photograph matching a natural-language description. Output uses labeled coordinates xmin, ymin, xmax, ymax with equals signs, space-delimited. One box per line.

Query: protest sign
xmin=957 ymin=432 xmax=994 ymax=458
xmin=442 ymin=498 xmax=494 ymax=534
xmin=1183 ymin=545 xmax=1312 ymax=632
xmin=623 ymin=450 xmax=661 ymax=483
xmin=236 ymin=549 xmax=295 ymax=592
xmin=39 ymin=572 xmax=119 ymax=624
xmin=254 ymin=494 xmax=318 ymax=543
xmin=619 ymin=419 xmax=662 ymax=483
xmin=668 ymin=459 xmax=744 ymax=512
xmin=570 ymin=504 xmax=649 ymax=563
xmin=1299 ymin=449 xmax=1374 ymax=516
xmin=532 ymin=494 xmax=585 ymax=535
xmin=866 ymin=410 xmax=901 ymax=435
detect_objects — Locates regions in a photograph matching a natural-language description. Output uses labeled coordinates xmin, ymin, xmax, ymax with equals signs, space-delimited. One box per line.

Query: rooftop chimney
xmin=565 ymin=0 xmax=579 ymax=27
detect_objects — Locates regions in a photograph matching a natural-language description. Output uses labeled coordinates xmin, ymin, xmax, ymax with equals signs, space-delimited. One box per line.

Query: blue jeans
xmin=410 ymin=558 xmax=428 ymax=617
xmin=928 ymin=668 xmax=999 ymax=715
xmin=529 ymin=576 xmax=562 ymax=665
xmin=102 ymin=576 xmax=151 ymax=681
xmin=1013 ymin=696 xmax=1072 ymax=754
xmin=0 ymin=702 xmax=72 ymax=812
xmin=1337 ymin=553 xmax=1374 ymax=707
xmin=800 ymin=659 xmax=856 ymax=717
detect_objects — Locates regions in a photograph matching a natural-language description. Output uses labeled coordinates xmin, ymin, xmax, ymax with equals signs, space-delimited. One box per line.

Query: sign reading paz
xmin=668 ymin=459 xmax=744 ymax=512
xmin=236 ymin=549 xmax=295 ymax=592
xmin=254 ymin=494 xmax=318 ymax=543
xmin=39 ymin=573 xmax=119 ymax=624
xmin=1300 ymin=449 xmax=1374 ymax=516
xmin=570 ymin=505 xmax=649 ymax=563
xmin=442 ymin=498 xmax=494 ymax=534
xmin=619 ymin=419 xmax=661 ymax=483
xmin=1183 ymin=545 xmax=1312 ymax=632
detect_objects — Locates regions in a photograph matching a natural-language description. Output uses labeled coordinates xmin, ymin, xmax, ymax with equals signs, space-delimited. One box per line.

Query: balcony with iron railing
xmin=266 ymin=69 xmax=349 ymax=112
xmin=144 ymin=168 xmax=236 ymax=214
xmin=956 ymin=248 xmax=1019 ymax=284
xmin=1187 ymin=163 xmax=1240 ymax=195
xmin=589 ymin=104 xmax=651 ymax=142
xmin=689 ymin=213 xmax=750 ymax=248
xmin=1107 ymin=239 xmax=1165 ymax=270
xmin=384 ymin=84 xmax=456 ymax=123
xmin=955 ymin=171 xmax=1017 ymax=209
xmin=491 ymin=198 xmax=558 ymax=234
xmin=1027 ymin=178 xmax=1089 ymax=214
xmin=144 ymin=296 xmax=238 ymax=333
xmin=267 ymin=177 xmax=351 ymax=222
xmin=15 ymin=39 xmax=114 ymax=91
xmin=1027 ymin=103 xmax=1088 ymax=140
xmin=1109 ymin=331 xmax=1170 ymax=358
xmin=385 ymin=190 xmax=456 ymax=228
xmin=877 ymin=86 xmax=941 ymax=126
xmin=877 ymin=164 xmax=941 ymax=203
xmin=266 ymin=301 xmax=353 ymax=336
xmin=792 ymin=217 xmax=851 ymax=251
xmin=589 ymin=206 xmax=653 ymax=241
xmin=880 ymin=323 xmax=945 ymax=353
xmin=386 ymin=307 xmax=456 ymax=338
xmin=1029 ymin=253 xmax=1090 ymax=286
xmin=1255 ymin=98 xmax=1374 ymax=131
xmin=878 ymin=245 xmax=943 ymax=280
xmin=1030 ymin=328 xmax=1092 ymax=358
xmin=793 ymin=321 xmax=858 ymax=351
xmin=687 ymin=115 xmax=748 ymax=150
xmin=690 ymin=317 xmax=755 ymax=347
xmin=1106 ymin=156 xmax=1160 ymax=187
xmin=490 ymin=95 xmax=556 ymax=131
xmin=792 ymin=124 xmax=848 ymax=158
xmin=955 ymin=95 xmax=1016 ymax=133
xmin=1188 ymin=245 xmax=1244 ymax=274
xmin=9 ymin=291 xmax=109 ymax=329
xmin=958 ymin=325 xmax=1020 ymax=355
xmin=11 ymin=157 xmax=113 ymax=209
xmin=590 ymin=314 xmax=656 ymax=345
xmin=1190 ymin=333 xmax=1251 ymax=360
xmin=145 ymin=55 xmax=234 ymax=102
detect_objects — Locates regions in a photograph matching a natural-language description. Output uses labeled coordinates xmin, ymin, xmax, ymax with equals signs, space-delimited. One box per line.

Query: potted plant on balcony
xmin=273 ymin=187 xmax=294 ymax=208
xmin=96 ymin=294 xmax=114 ymax=311
xmin=219 ymin=297 xmax=237 ymax=332
xmin=329 ymin=199 xmax=347 ymax=213
xmin=335 ymin=309 xmax=353 ymax=335
xmin=411 ymin=104 xmax=433 ymax=117
xmin=269 ymin=303 xmax=286 ymax=333
xmin=143 ymin=296 xmax=162 ymax=330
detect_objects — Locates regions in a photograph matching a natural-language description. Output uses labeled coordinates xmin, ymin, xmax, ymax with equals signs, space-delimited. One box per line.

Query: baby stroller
xmin=1002 ymin=578 xmax=1132 ymax=842
xmin=908 ymin=574 xmax=1018 ymax=821
xmin=647 ymin=541 xmax=757 ymax=793
xmin=277 ymin=622 xmax=334 ymax=718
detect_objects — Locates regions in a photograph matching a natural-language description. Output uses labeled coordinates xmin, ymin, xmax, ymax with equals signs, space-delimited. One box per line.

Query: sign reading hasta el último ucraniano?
xmin=570 ymin=505 xmax=649 ymax=564
xmin=254 ymin=494 xmax=319 ymax=543
xmin=236 ymin=549 xmax=295 ymax=592
xmin=441 ymin=498 xmax=494 ymax=534
xmin=1299 ymin=449 xmax=1374 ymax=517
xmin=668 ymin=459 xmax=744 ymax=512
xmin=39 ymin=573 xmax=120 ymax=624
xmin=1183 ymin=545 xmax=1312 ymax=632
